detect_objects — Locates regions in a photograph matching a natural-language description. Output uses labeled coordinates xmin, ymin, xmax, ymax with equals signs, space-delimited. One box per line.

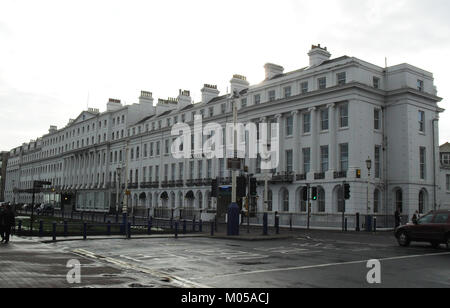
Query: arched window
xmin=419 ymin=190 xmax=425 ymax=214
xmin=373 ymin=189 xmax=380 ymax=213
xmin=395 ymin=189 xmax=403 ymax=213
xmin=282 ymin=189 xmax=289 ymax=212
xmin=318 ymin=187 xmax=325 ymax=212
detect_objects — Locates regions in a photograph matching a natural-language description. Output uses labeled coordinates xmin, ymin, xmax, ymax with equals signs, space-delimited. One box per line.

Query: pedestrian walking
xmin=0 ymin=205 xmax=5 ymax=243
xmin=2 ymin=204 xmax=15 ymax=244
xmin=395 ymin=208 xmax=401 ymax=228
xmin=412 ymin=210 xmax=419 ymax=224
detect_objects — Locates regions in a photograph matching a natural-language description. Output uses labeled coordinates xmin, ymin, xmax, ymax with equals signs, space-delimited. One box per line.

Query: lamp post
xmin=366 ymin=157 xmax=372 ymax=214
xmin=116 ymin=167 xmax=121 ymax=213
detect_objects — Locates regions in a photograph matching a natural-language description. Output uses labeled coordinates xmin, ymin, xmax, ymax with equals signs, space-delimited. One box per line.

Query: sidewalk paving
xmin=0 ymin=237 xmax=174 ymax=288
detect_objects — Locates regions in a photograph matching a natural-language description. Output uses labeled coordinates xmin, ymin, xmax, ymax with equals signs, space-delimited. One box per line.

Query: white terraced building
xmin=4 ymin=45 xmax=446 ymax=228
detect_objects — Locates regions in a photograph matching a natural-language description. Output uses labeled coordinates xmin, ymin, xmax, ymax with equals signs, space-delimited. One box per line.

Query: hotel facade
xmin=4 ymin=45 xmax=446 ymax=227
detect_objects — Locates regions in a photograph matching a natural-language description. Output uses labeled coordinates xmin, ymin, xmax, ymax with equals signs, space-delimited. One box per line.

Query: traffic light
xmin=344 ymin=184 xmax=350 ymax=200
xmin=211 ymin=179 xmax=218 ymax=197
xmin=237 ymin=176 xmax=247 ymax=198
xmin=311 ymin=187 xmax=318 ymax=200
xmin=302 ymin=186 xmax=308 ymax=201
xmin=250 ymin=177 xmax=257 ymax=196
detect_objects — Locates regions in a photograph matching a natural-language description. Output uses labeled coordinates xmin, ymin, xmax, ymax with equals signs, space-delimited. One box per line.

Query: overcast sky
xmin=0 ymin=0 xmax=449 ymax=150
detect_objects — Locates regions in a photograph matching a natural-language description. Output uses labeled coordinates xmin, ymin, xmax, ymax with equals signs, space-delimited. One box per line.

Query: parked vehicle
xmin=395 ymin=210 xmax=450 ymax=248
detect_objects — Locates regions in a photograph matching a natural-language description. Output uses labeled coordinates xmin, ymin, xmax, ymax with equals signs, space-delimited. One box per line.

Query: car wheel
xmin=398 ymin=231 xmax=410 ymax=247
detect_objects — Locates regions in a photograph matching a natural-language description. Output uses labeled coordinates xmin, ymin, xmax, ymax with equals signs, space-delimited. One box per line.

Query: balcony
xmin=203 ymin=178 xmax=212 ymax=186
xmin=194 ymin=179 xmax=204 ymax=186
xmin=186 ymin=179 xmax=195 ymax=187
xmin=270 ymin=173 xmax=294 ymax=183
xmin=129 ymin=183 xmax=138 ymax=189
xmin=296 ymin=174 xmax=307 ymax=181
xmin=314 ymin=172 xmax=325 ymax=180
xmin=176 ymin=180 xmax=184 ymax=187
xmin=168 ymin=180 xmax=176 ymax=187
xmin=334 ymin=171 xmax=347 ymax=179
xmin=161 ymin=180 xmax=169 ymax=188
xmin=150 ymin=181 xmax=159 ymax=188
xmin=140 ymin=182 xmax=151 ymax=188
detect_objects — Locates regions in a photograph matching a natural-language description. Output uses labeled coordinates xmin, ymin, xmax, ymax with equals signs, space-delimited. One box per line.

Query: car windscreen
xmin=432 ymin=213 xmax=449 ymax=224
xmin=417 ymin=213 xmax=434 ymax=224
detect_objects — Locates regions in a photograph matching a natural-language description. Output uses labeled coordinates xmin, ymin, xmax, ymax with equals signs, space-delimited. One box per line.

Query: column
xmin=327 ymin=103 xmax=337 ymax=174
xmin=309 ymin=107 xmax=318 ymax=175
xmin=291 ymin=110 xmax=299 ymax=174
xmin=274 ymin=114 xmax=284 ymax=174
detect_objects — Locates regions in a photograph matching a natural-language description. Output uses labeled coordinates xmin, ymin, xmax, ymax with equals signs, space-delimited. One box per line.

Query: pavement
xmin=1 ymin=229 xmax=449 ymax=288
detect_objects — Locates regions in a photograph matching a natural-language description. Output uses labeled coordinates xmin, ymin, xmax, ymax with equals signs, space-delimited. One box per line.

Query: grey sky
xmin=0 ymin=0 xmax=448 ymax=150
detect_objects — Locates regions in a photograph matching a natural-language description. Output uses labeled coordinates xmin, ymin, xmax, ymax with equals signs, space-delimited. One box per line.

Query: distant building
xmin=0 ymin=151 xmax=9 ymax=202
xmin=4 ymin=45 xmax=446 ymax=227
xmin=439 ymin=142 xmax=450 ymax=209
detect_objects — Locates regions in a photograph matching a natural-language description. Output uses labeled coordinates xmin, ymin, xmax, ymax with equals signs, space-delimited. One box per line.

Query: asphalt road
xmin=47 ymin=231 xmax=450 ymax=288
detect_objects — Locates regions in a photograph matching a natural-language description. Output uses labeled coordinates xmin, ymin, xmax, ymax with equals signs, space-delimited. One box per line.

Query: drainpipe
xmin=432 ymin=118 xmax=439 ymax=210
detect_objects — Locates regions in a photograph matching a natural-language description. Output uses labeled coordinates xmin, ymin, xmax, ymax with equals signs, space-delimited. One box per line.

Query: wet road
xmin=51 ymin=232 xmax=450 ymax=288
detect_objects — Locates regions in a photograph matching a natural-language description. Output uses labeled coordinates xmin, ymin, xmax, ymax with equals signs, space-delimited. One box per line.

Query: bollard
xmin=127 ymin=222 xmax=131 ymax=239
xmin=199 ymin=220 xmax=203 ymax=232
xmin=18 ymin=220 xmax=22 ymax=236
xmin=183 ymin=220 xmax=187 ymax=234
xmin=290 ymin=215 xmax=293 ymax=231
xmin=115 ymin=213 xmax=119 ymax=224
xmin=210 ymin=221 xmax=214 ymax=236
xmin=170 ymin=218 xmax=173 ymax=230
xmin=275 ymin=215 xmax=280 ymax=235
xmin=174 ymin=221 xmax=178 ymax=239
xmin=39 ymin=220 xmax=44 ymax=237
xmin=345 ymin=218 xmax=348 ymax=232
xmin=107 ymin=221 xmax=111 ymax=236
xmin=52 ymin=222 xmax=56 ymax=241
xmin=83 ymin=223 xmax=87 ymax=240
xmin=192 ymin=217 xmax=196 ymax=232
xmin=263 ymin=213 xmax=268 ymax=236
xmin=148 ymin=218 xmax=152 ymax=235
xmin=355 ymin=212 xmax=360 ymax=232
xmin=104 ymin=213 xmax=107 ymax=223
xmin=374 ymin=217 xmax=377 ymax=233
xmin=64 ymin=221 xmax=68 ymax=237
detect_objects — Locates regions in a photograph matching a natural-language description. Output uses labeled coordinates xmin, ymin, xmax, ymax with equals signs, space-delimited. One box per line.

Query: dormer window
xmin=337 ymin=72 xmax=346 ymax=86
xmin=254 ymin=94 xmax=261 ymax=105
xmin=268 ymin=90 xmax=276 ymax=102
xmin=441 ymin=153 xmax=450 ymax=165
xmin=318 ymin=77 xmax=326 ymax=90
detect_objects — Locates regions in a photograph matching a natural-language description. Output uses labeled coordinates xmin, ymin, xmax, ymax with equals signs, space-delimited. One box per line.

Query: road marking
xmin=214 ymin=251 xmax=450 ymax=278
xmin=72 ymin=248 xmax=210 ymax=288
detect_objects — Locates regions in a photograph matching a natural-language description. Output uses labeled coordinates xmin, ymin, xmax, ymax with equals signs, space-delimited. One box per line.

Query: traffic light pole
xmin=307 ymin=184 xmax=310 ymax=230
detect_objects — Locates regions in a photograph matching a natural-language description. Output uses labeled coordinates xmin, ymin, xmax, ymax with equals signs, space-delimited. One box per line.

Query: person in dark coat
xmin=0 ymin=205 xmax=5 ymax=243
xmin=2 ymin=204 xmax=15 ymax=244
xmin=394 ymin=208 xmax=401 ymax=228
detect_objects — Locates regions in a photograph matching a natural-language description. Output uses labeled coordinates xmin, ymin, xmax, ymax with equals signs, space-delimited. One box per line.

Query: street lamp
xmin=116 ymin=167 xmax=121 ymax=213
xmin=366 ymin=157 xmax=372 ymax=214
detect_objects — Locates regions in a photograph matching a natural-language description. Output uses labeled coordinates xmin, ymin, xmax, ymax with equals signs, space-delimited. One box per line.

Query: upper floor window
xmin=254 ymin=94 xmax=261 ymax=105
xmin=441 ymin=153 xmax=450 ymax=166
xmin=337 ymin=72 xmax=346 ymax=86
xmin=268 ymin=90 xmax=276 ymax=102
xmin=303 ymin=112 xmax=311 ymax=133
xmin=286 ymin=116 xmax=293 ymax=136
xmin=320 ymin=145 xmax=329 ymax=172
xmin=374 ymin=109 xmax=381 ymax=130
xmin=339 ymin=143 xmax=349 ymax=172
xmin=283 ymin=86 xmax=291 ymax=98
xmin=318 ymin=77 xmax=326 ymax=90
xmin=446 ymin=174 xmax=450 ymax=191
xmin=339 ymin=104 xmax=348 ymax=128
xmin=375 ymin=145 xmax=381 ymax=179
xmin=285 ymin=150 xmax=293 ymax=173
xmin=417 ymin=79 xmax=424 ymax=92
xmin=301 ymin=82 xmax=308 ymax=94
xmin=240 ymin=98 xmax=247 ymax=108
xmin=221 ymin=104 xmax=226 ymax=113
xmin=209 ymin=107 xmax=214 ymax=117
xmin=420 ymin=147 xmax=426 ymax=180
xmin=373 ymin=77 xmax=380 ymax=89
xmin=418 ymin=111 xmax=425 ymax=132
xmin=320 ymin=109 xmax=329 ymax=131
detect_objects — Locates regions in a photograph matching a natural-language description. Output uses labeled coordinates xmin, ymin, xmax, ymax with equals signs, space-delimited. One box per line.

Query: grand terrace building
xmin=4 ymin=45 xmax=445 ymax=228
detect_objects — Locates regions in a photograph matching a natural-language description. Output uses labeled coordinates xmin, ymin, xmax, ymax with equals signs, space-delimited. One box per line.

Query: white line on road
xmin=214 ymin=251 xmax=450 ymax=278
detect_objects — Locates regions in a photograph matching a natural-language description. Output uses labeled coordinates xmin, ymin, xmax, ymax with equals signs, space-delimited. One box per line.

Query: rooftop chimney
xmin=177 ymin=89 xmax=192 ymax=110
xmin=201 ymin=84 xmax=220 ymax=104
xmin=106 ymin=98 xmax=122 ymax=112
xmin=230 ymin=74 xmax=249 ymax=96
xmin=48 ymin=125 xmax=57 ymax=134
xmin=139 ymin=91 xmax=154 ymax=105
xmin=264 ymin=63 xmax=284 ymax=80
xmin=308 ymin=44 xmax=331 ymax=67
